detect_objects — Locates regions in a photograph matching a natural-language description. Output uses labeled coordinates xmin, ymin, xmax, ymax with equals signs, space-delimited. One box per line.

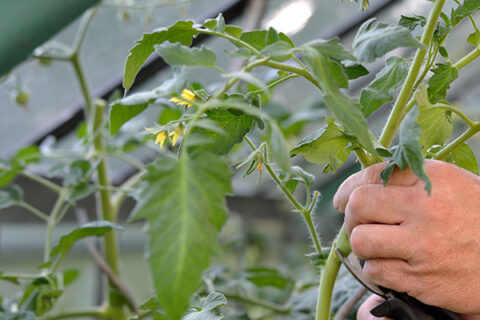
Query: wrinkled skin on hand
xmin=333 ymin=160 xmax=480 ymax=316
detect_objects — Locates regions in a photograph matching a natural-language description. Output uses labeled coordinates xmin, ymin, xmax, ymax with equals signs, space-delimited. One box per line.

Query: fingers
xmin=357 ymin=295 xmax=392 ymax=320
xmin=333 ymin=163 xmax=418 ymax=213
xmin=363 ymin=258 xmax=413 ymax=293
xmin=344 ymin=184 xmax=419 ymax=235
xmin=350 ymin=224 xmax=415 ymax=261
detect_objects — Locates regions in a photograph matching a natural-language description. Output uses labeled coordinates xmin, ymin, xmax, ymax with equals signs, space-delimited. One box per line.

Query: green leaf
xmin=190 ymin=109 xmax=253 ymax=155
xmin=291 ymin=118 xmax=350 ymax=172
xmin=0 ymin=185 xmax=23 ymax=209
xmin=63 ymin=160 xmax=92 ymax=187
xmin=112 ymin=70 xmax=187 ymax=134
xmin=305 ymin=248 xmax=330 ymax=267
xmin=467 ymin=30 xmax=480 ymax=47
xmin=304 ymin=38 xmax=357 ymax=62
xmin=155 ymin=43 xmax=217 ymax=68
xmin=158 ymin=107 xmax=182 ymax=125
xmin=301 ymin=47 xmax=375 ymax=153
xmin=415 ymin=88 xmax=452 ymax=150
xmin=12 ymin=146 xmax=41 ymax=166
xmin=427 ymin=62 xmax=458 ymax=104
xmin=109 ymin=93 xmax=153 ymax=135
xmin=342 ymin=62 xmax=369 ymax=80
xmin=50 ymin=221 xmax=123 ymax=260
xmin=398 ymin=15 xmax=426 ymax=31
xmin=0 ymin=272 xmax=21 ymax=285
xmin=237 ymin=30 xmax=292 ymax=52
xmin=360 ymin=56 xmax=409 ymax=117
xmin=203 ymin=292 xmax=228 ymax=311
xmin=123 ymin=20 xmax=198 ymax=91
xmin=391 ymin=106 xmax=431 ymax=193
xmin=131 ymin=153 xmax=232 ymax=320
xmin=445 ymin=143 xmax=479 ymax=175
xmin=353 ymin=18 xmax=423 ymax=63
xmin=244 ymin=267 xmax=291 ymax=289
xmin=260 ymin=41 xmax=294 ymax=61
xmin=69 ymin=182 xmax=95 ymax=201
xmin=267 ymin=121 xmax=290 ymax=173
xmin=451 ymin=0 xmax=480 ymax=26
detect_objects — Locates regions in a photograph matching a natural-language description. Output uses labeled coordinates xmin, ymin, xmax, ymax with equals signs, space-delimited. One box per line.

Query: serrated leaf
xmin=190 ymin=110 xmax=253 ymax=155
xmin=415 ymin=88 xmax=452 ymax=150
xmin=304 ymin=38 xmax=357 ymax=62
xmin=451 ymin=0 xmax=480 ymax=26
xmin=123 ymin=21 xmax=198 ymax=91
xmin=301 ymin=47 xmax=375 ymax=153
xmin=392 ymin=106 xmax=431 ymax=193
xmin=155 ymin=43 xmax=217 ymax=68
xmin=427 ymin=62 xmax=458 ymax=103
xmin=267 ymin=121 xmax=290 ymax=173
xmin=445 ymin=143 xmax=479 ymax=175
xmin=291 ymin=118 xmax=350 ymax=172
xmin=360 ymin=56 xmax=409 ymax=117
xmin=131 ymin=154 xmax=232 ymax=320
xmin=50 ymin=221 xmax=123 ymax=259
xmin=353 ymin=18 xmax=423 ymax=63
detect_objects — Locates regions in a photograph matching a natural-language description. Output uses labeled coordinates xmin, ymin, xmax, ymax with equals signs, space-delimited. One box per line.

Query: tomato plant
xmin=1 ymin=0 xmax=480 ymax=319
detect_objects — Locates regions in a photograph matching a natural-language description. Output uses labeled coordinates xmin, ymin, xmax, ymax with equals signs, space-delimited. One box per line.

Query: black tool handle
xmin=370 ymin=293 xmax=462 ymax=320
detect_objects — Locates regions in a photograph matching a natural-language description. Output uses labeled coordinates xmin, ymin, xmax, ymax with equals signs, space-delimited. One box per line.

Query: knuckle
xmin=347 ymin=187 xmax=367 ymax=213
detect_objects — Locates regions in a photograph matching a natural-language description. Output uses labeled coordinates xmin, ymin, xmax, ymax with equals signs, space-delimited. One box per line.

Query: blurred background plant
xmin=1 ymin=0 xmax=480 ymax=319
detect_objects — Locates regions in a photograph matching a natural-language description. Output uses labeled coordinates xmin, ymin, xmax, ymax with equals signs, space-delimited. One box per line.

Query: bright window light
xmin=263 ymin=0 xmax=314 ymax=35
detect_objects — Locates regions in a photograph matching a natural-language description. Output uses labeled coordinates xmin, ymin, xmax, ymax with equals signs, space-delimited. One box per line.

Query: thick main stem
xmin=92 ymin=100 xmax=126 ymax=317
xmin=379 ymin=0 xmax=447 ymax=147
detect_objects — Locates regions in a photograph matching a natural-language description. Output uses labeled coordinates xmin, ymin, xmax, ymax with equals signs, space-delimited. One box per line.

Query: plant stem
xmin=303 ymin=210 xmax=322 ymax=254
xmin=224 ymin=293 xmax=291 ymax=314
xmin=433 ymin=122 xmax=480 ymax=160
xmin=44 ymin=191 xmax=68 ymax=263
xmin=17 ymin=201 xmax=49 ymax=222
xmin=454 ymin=47 xmax=480 ymax=70
xmin=71 ymin=55 xmax=93 ymax=116
xmin=315 ymin=225 xmax=351 ymax=320
xmin=243 ymin=136 xmax=304 ymax=213
xmin=379 ymin=0 xmax=447 ymax=147
xmin=111 ymin=170 xmax=146 ymax=215
xmin=436 ymin=104 xmax=476 ymax=127
xmin=21 ymin=172 xmax=63 ymax=194
xmin=92 ymin=101 xmax=125 ymax=316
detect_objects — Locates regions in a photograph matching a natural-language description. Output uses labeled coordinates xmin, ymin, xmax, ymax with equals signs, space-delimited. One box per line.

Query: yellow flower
xmin=256 ymin=160 xmax=263 ymax=171
xmin=169 ymin=126 xmax=183 ymax=146
xmin=169 ymin=89 xmax=196 ymax=107
xmin=155 ymin=131 xmax=167 ymax=149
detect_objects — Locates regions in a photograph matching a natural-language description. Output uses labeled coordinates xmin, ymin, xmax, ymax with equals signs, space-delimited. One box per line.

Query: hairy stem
xmin=379 ymin=0 xmax=447 ymax=147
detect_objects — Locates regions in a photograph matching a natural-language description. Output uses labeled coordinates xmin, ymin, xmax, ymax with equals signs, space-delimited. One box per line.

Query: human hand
xmin=356 ymin=295 xmax=480 ymax=320
xmin=333 ymin=160 xmax=480 ymax=314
